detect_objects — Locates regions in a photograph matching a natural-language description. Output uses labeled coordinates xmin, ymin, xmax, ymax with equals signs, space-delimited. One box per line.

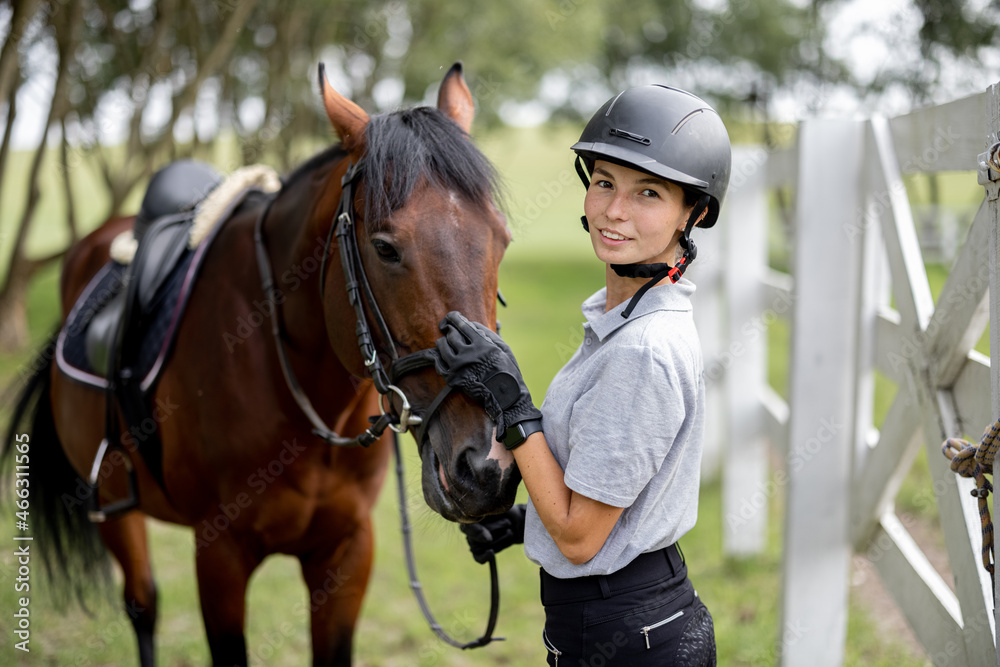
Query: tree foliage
xmin=0 ymin=0 xmax=998 ymax=350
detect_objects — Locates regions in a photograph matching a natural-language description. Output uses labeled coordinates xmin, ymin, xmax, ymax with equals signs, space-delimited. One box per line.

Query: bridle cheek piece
xmin=256 ymin=156 xmax=446 ymax=448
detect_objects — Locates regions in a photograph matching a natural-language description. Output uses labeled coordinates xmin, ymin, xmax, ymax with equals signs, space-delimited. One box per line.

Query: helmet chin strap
xmin=575 ymin=156 xmax=592 ymax=232
xmin=612 ymin=195 xmax=710 ymax=318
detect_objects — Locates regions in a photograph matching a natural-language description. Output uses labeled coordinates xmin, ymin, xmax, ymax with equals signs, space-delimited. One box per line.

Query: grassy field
xmin=0 ymin=121 xmax=985 ymax=665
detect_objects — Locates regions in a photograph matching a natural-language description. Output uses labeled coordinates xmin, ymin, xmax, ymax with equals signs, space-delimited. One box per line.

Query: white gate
xmin=700 ymin=83 xmax=1000 ymax=665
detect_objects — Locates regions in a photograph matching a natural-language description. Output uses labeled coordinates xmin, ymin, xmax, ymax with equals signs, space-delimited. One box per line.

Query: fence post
xmin=779 ymin=119 xmax=864 ymax=666
xmin=984 ymin=81 xmax=1000 ymax=667
xmin=689 ymin=214 xmax=725 ymax=481
xmin=721 ymin=146 xmax=769 ymax=555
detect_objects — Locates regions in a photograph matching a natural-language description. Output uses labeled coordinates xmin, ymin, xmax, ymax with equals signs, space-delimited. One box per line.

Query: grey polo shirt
xmin=523 ymin=279 xmax=705 ymax=578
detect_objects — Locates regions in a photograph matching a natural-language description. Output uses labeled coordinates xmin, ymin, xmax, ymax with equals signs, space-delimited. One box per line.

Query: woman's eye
xmin=372 ymin=239 xmax=401 ymax=263
xmin=594 ymin=180 xmax=613 ymax=189
xmin=641 ymin=188 xmax=660 ymax=198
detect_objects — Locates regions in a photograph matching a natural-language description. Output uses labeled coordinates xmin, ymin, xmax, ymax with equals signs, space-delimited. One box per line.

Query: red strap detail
xmin=667 ymin=257 xmax=688 ymax=283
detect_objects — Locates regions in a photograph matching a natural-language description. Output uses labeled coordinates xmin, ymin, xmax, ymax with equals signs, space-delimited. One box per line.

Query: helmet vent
xmin=671 ymin=109 xmax=704 ymax=135
xmin=608 ymin=127 xmax=651 ymax=145
xmin=604 ymin=90 xmax=627 ymax=116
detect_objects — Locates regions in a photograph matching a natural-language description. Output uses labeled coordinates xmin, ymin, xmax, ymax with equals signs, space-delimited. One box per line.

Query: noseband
xmin=253 ymin=155 xmax=500 ymax=649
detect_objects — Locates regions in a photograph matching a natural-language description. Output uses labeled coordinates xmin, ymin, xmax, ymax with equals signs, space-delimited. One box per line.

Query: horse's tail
xmin=2 ymin=332 xmax=111 ymax=605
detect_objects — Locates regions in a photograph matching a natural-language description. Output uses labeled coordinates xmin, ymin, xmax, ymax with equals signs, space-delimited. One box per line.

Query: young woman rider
xmin=435 ymin=84 xmax=731 ymax=665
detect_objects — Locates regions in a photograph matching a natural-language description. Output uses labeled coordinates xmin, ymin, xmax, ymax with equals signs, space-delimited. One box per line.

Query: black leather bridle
xmin=253 ymin=156 xmax=501 ymax=649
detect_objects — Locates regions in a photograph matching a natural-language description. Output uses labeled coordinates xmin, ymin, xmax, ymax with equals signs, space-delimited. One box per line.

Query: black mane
xmin=281 ymin=107 xmax=502 ymax=231
xmin=361 ymin=107 xmax=503 ymax=229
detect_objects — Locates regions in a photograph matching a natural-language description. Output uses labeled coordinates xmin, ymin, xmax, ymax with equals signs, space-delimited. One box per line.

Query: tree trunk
xmin=0 ymin=0 xmax=83 ymax=351
xmin=59 ymin=117 xmax=80 ymax=245
xmin=0 ymin=259 xmax=32 ymax=351
xmin=0 ymin=72 xmax=18 ymax=204
xmin=0 ymin=0 xmax=43 ymax=108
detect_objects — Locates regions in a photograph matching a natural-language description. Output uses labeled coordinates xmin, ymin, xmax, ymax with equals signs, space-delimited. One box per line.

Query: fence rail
xmin=696 ymin=82 xmax=999 ymax=665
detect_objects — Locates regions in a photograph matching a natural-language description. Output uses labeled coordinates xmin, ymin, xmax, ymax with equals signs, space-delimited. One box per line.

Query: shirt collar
xmin=583 ymin=278 xmax=696 ymax=341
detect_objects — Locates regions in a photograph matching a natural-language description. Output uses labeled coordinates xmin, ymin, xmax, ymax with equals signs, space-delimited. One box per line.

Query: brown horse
xmin=5 ymin=63 xmax=519 ymax=666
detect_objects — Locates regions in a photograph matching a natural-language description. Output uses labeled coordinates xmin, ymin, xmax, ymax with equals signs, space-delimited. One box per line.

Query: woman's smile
xmin=598 ymin=227 xmax=630 ymax=244
xmin=584 ymin=161 xmax=691 ymax=267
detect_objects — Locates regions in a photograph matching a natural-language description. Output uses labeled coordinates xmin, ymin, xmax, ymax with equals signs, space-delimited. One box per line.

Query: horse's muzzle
xmin=418 ymin=416 xmax=520 ymax=523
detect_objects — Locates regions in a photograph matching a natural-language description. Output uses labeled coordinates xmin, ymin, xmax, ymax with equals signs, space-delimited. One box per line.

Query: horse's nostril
xmin=453 ymin=449 xmax=478 ymax=487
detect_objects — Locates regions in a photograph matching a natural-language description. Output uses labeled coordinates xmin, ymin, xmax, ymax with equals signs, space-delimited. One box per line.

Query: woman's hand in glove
xmin=435 ymin=311 xmax=542 ymax=438
xmin=460 ymin=504 xmax=527 ymax=564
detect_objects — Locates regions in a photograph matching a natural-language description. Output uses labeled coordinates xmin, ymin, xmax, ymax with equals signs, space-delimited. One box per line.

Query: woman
xmin=435 ymin=84 xmax=731 ymax=665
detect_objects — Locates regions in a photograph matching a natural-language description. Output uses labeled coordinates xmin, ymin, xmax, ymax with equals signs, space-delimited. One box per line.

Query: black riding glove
xmin=460 ymin=504 xmax=527 ymax=564
xmin=435 ymin=312 xmax=542 ymax=439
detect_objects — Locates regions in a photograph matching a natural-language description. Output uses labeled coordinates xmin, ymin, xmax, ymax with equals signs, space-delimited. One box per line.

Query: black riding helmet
xmin=572 ymin=84 xmax=731 ymax=227
xmin=572 ymin=85 xmax=732 ymax=317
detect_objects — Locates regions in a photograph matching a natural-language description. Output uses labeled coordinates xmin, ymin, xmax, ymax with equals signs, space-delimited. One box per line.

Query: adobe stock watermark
xmin=684 ymin=0 xmax=753 ymax=60
xmin=845 ymin=125 xmax=962 ymax=244
xmin=753 ymin=619 xmax=809 ymax=665
xmin=928 ymin=606 xmax=992 ymax=666
xmin=195 ymin=438 xmax=307 ymax=552
xmin=553 ymin=321 xmax=594 ymax=364
xmin=882 ymin=263 xmax=989 ymax=376
xmin=415 ymin=608 xmax=480 ymax=665
xmin=349 ymin=1 xmax=407 ymax=50
xmin=855 ymin=510 xmax=922 ymax=573
xmin=726 ymin=146 xmax=770 ymax=198
xmin=704 ymin=287 xmax=794 ymax=383
xmin=726 ymin=416 xmax=844 ymax=530
xmin=221 ymin=234 xmax=329 ymax=352
xmin=511 ymin=168 xmax=577 ymax=236
xmin=545 ymin=0 xmax=592 ymax=30
xmin=229 ymin=106 xmax=295 ymax=171
xmin=75 ymin=598 xmax=148 ymax=664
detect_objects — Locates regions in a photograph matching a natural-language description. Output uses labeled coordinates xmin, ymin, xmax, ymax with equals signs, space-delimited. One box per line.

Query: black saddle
xmin=85 ymin=160 xmax=222 ymax=377
xmin=134 ymin=159 xmax=223 ymax=241
xmin=83 ymin=159 xmax=221 ymax=521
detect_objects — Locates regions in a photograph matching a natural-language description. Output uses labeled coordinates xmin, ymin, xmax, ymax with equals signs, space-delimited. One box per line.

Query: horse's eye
xmin=372 ymin=239 xmax=401 ymax=263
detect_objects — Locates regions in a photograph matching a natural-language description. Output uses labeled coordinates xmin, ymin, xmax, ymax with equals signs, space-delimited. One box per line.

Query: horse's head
xmin=318 ymin=63 xmax=519 ymax=523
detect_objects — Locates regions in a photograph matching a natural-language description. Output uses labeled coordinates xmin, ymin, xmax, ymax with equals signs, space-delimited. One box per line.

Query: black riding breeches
xmin=539 ymin=545 xmax=716 ymax=666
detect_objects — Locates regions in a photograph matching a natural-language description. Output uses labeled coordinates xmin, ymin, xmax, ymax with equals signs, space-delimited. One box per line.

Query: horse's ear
xmin=437 ymin=62 xmax=475 ymax=134
xmin=318 ymin=63 xmax=369 ymax=151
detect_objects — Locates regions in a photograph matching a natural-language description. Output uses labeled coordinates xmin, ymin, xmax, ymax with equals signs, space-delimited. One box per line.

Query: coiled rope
xmin=941 ymin=419 xmax=1000 ymax=584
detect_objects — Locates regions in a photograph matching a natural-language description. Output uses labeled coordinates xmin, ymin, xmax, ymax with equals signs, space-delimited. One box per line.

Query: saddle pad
xmin=56 ymin=247 xmax=199 ymax=392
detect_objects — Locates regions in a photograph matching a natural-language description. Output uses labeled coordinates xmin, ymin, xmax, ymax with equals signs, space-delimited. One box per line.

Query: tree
xmin=0 ymin=0 xmax=259 ymax=350
xmin=1 ymin=0 xmax=997 ymax=352
xmin=0 ymin=0 xmax=83 ymax=351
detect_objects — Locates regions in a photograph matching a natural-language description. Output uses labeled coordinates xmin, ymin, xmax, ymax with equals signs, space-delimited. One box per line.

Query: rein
xmin=253 ymin=155 xmax=501 ymax=650
xmin=393 ymin=432 xmax=502 ymax=649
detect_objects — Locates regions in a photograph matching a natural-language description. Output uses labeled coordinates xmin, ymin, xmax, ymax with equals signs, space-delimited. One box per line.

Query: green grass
xmin=0 ymin=258 xmax=929 ymax=667
xmin=0 ymin=123 xmax=980 ymax=665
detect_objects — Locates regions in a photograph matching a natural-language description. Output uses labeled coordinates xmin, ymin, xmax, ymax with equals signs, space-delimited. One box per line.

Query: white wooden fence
xmin=690 ymin=82 xmax=1000 ymax=665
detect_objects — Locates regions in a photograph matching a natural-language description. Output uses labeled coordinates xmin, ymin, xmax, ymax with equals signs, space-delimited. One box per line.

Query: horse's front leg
xmin=195 ymin=532 xmax=261 ymax=666
xmin=299 ymin=513 xmax=377 ymax=667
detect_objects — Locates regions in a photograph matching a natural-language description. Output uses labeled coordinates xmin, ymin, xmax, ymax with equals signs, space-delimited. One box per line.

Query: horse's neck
xmin=263 ymin=161 xmax=340 ymax=350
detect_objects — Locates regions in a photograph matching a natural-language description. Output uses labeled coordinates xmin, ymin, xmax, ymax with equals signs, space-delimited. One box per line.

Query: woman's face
xmin=583 ymin=160 xmax=693 ymax=267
